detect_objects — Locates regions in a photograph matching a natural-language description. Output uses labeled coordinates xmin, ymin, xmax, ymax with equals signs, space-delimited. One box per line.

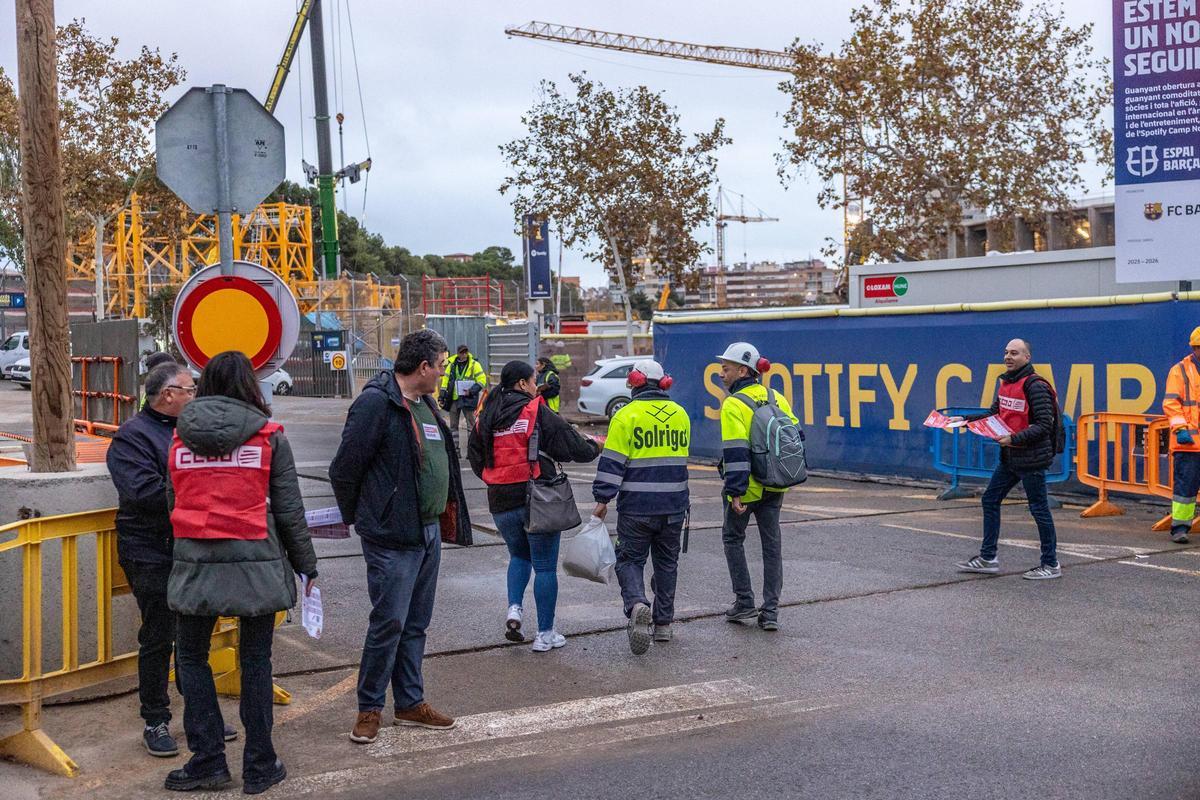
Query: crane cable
xmin=345 ymin=0 xmax=372 ymax=223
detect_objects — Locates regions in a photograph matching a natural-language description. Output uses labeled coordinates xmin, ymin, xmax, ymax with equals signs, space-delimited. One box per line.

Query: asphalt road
xmin=3 ymin=395 xmax=1198 ymax=800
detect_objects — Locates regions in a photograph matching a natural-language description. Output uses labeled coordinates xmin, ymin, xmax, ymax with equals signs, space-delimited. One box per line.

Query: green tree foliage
xmin=778 ymin=0 xmax=1112 ymax=266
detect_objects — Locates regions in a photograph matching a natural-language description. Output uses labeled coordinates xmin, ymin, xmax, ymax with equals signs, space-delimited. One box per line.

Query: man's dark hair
xmin=145 ymin=362 xmax=188 ymax=399
xmin=197 ymin=351 xmax=271 ymax=416
xmin=145 ymin=351 xmax=178 ymax=372
xmin=394 ymin=329 xmax=448 ymax=375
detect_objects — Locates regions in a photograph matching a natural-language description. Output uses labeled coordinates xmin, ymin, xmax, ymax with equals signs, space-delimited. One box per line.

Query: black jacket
xmin=331 ymin=371 xmax=473 ymax=549
xmin=971 ymin=363 xmax=1057 ymax=472
xmin=467 ymin=387 xmax=600 ymax=514
xmin=536 ymin=366 xmax=560 ymax=401
xmin=167 ymin=396 xmax=318 ymax=617
xmin=107 ymin=406 xmax=178 ymax=565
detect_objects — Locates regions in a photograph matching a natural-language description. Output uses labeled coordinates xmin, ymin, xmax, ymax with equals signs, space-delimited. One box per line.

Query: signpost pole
xmin=209 ymin=85 xmax=235 ymax=277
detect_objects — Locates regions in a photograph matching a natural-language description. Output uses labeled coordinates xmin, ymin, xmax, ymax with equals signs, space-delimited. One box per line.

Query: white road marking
xmin=878 ymin=522 xmax=1153 ymax=561
xmin=1118 ymin=559 xmax=1200 ymax=577
xmin=239 ymin=686 xmax=832 ymax=798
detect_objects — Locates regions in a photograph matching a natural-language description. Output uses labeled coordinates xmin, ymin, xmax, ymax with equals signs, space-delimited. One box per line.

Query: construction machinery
xmin=505 ymin=21 xmax=862 ymax=269
xmin=715 ymin=186 xmax=778 ymax=270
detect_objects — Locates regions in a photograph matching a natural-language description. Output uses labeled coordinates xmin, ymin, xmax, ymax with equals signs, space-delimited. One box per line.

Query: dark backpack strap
xmin=731 ymin=391 xmax=760 ymax=411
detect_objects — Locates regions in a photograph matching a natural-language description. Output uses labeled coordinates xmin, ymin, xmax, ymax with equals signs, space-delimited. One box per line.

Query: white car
xmin=9 ymin=357 xmax=30 ymax=389
xmin=0 ymin=330 xmax=30 ymax=379
xmin=189 ymin=366 xmax=292 ymax=396
xmin=577 ymin=356 xmax=641 ymax=420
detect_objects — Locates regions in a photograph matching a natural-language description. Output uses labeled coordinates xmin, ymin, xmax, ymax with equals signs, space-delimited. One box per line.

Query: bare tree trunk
xmin=15 ymin=0 xmax=75 ymax=472
xmin=601 ymin=219 xmax=635 ymax=357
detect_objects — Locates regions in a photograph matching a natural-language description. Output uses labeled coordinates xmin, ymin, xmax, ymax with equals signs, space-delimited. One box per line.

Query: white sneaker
xmin=531 ymin=630 xmax=566 ymax=652
xmin=505 ymin=604 xmax=524 ymax=642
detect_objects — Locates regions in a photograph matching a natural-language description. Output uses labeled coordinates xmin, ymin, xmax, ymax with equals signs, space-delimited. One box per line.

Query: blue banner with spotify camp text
xmin=654 ymin=299 xmax=1197 ymax=479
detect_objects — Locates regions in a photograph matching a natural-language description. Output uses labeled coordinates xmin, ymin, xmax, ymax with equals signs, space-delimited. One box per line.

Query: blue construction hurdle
xmin=929 ymin=407 xmax=1075 ymax=501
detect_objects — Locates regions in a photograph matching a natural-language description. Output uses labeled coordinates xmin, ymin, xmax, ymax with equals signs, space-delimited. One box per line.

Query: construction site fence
xmin=0 ymin=509 xmax=289 ymax=778
xmin=1074 ymin=412 xmax=1179 ymax=531
xmin=929 ymin=407 xmax=1076 ymax=501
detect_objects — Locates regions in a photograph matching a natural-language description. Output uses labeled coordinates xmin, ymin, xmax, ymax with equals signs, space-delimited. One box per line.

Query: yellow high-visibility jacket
xmin=720 ymin=381 xmax=799 ymax=503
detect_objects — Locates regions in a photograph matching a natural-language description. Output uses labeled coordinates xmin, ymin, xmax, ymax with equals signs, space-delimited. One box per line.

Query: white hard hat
xmin=716 ymin=342 xmax=761 ymax=372
xmin=632 ymin=359 xmax=665 ymax=381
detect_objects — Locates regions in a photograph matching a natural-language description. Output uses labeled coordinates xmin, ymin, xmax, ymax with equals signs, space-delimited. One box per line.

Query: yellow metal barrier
xmin=0 ymin=509 xmax=289 ymax=777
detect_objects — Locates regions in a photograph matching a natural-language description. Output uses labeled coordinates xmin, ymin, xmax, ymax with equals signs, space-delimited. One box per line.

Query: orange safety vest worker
xmin=1163 ymin=339 xmax=1200 ymax=542
xmin=169 ymin=421 xmax=281 ymax=540
xmin=480 ymin=397 xmax=543 ymax=485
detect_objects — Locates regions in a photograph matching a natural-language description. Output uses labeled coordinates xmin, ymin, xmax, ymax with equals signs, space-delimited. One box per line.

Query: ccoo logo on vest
xmin=863 ymin=275 xmax=909 ymax=304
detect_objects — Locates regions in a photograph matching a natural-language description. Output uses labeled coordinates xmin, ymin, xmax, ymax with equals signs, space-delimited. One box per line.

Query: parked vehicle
xmin=0 ymin=330 xmax=30 ymax=379
xmin=264 ymin=368 xmax=293 ymax=396
xmin=9 ymin=357 xmax=30 ymax=389
xmin=576 ymin=356 xmax=641 ymax=420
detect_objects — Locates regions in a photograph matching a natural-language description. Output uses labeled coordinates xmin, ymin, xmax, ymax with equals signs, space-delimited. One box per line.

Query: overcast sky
xmin=1 ymin=1 xmax=1112 ymax=287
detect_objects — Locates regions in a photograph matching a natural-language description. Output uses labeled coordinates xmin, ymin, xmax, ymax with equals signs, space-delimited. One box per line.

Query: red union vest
xmin=481 ymin=397 xmax=542 ymax=485
xmin=997 ymin=375 xmax=1033 ymax=435
xmin=169 ymin=421 xmax=282 ymax=540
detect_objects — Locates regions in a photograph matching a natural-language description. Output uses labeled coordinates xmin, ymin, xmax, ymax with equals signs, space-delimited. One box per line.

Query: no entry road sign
xmin=173 ymin=261 xmax=299 ymax=377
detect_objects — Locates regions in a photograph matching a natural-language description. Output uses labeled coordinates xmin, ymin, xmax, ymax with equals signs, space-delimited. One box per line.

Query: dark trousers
xmin=614 ymin=512 xmax=684 ymax=626
xmin=1170 ymin=451 xmax=1200 ymax=527
xmin=120 ymin=560 xmax=175 ymax=727
xmin=357 ymin=523 xmax=441 ymax=713
xmin=980 ymin=460 xmax=1058 ymax=566
xmin=175 ymin=613 xmax=277 ymax=781
xmin=721 ymin=492 xmax=784 ymax=622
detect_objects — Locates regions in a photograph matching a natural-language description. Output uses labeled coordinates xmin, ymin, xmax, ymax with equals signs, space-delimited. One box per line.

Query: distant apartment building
xmin=442 ymin=253 xmax=473 ymax=264
xmin=671 ymin=259 xmax=835 ymax=308
xmin=944 ymin=195 xmax=1114 ymax=259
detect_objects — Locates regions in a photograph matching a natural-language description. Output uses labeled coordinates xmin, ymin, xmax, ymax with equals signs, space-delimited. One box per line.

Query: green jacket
xmin=167 ymin=396 xmax=318 ymax=617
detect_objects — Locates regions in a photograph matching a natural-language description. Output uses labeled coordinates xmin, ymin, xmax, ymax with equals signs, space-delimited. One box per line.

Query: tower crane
xmin=504 ymin=21 xmax=862 ymax=270
xmin=715 ymin=186 xmax=778 ymax=270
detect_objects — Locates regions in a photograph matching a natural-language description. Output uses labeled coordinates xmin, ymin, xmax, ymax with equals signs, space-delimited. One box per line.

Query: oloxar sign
xmin=863 ymin=274 xmax=909 ymax=304
xmin=1112 ymin=1 xmax=1200 ymax=283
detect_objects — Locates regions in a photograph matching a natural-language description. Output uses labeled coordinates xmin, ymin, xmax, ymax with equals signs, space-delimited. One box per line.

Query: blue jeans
xmin=176 ymin=613 xmax=276 ymax=781
xmin=981 ymin=461 xmax=1058 ymax=566
xmin=357 ymin=523 xmax=441 ymax=712
xmin=493 ymin=507 xmax=561 ymax=633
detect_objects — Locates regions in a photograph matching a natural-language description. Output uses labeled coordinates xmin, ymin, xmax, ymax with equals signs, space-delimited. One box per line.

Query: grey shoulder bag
xmin=524 ymin=417 xmax=582 ymax=534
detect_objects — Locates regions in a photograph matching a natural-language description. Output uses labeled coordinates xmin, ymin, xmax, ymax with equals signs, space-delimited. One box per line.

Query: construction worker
xmin=592 ymin=359 xmax=690 ymax=654
xmin=1162 ymin=326 xmax=1200 ymax=544
xmin=716 ymin=342 xmax=798 ymax=632
xmin=438 ymin=344 xmax=487 ymax=450
xmin=535 ymin=356 xmax=562 ymax=413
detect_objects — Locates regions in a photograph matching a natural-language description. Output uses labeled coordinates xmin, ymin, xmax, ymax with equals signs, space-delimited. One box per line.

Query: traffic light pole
xmin=308 ymin=0 xmax=339 ymax=280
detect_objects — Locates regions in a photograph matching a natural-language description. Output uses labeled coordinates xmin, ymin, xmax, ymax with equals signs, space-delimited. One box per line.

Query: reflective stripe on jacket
xmin=1164 ymin=354 xmax=1200 ymax=452
xmin=592 ymin=390 xmax=689 ymax=515
xmin=440 ymin=355 xmax=487 ymax=400
xmin=169 ymin=421 xmax=281 ymax=540
xmin=480 ymin=396 xmax=543 ymax=485
xmin=720 ymin=382 xmax=798 ymax=503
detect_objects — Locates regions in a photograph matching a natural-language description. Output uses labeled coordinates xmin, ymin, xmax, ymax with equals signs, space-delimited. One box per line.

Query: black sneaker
xmin=1171 ymin=526 xmax=1190 ymax=544
xmin=243 ymin=759 xmax=287 ymax=795
xmin=724 ymin=605 xmax=758 ymax=622
xmin=628 ymin=602 xmax=653 ymax=655
xmin=164 ymin=765 xmax=233 ymax=791
xmin=223 ymin=723 xmax=238 ymax=742
xmin=143 ymin=722 xmax=179 ymax=758
xmin=757 ymin=617 xmax=779 ymax=632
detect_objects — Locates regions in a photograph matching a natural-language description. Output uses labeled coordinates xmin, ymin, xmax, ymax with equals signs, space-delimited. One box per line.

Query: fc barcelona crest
xmin=1144 ymin=202 xmax=1163 ymax=221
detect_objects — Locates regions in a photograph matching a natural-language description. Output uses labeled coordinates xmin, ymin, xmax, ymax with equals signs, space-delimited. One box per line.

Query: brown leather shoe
xmin=393 ymin=702 xmax=456 ymax=730
xmin=350 ymin=710 xmax=382 ymax=743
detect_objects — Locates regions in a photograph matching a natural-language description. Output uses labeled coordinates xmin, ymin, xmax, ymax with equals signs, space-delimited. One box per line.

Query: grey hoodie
xmin=167 ymin=395 xmax=318 ymax=617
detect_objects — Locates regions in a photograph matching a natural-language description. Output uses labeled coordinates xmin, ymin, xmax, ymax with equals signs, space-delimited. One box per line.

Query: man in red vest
xmin=951 ymin=338 xmax=1061 ymax=580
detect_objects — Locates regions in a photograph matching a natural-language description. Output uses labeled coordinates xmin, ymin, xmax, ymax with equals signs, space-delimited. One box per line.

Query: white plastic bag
xmin=561 ymin=515 xmax=616 ymax=584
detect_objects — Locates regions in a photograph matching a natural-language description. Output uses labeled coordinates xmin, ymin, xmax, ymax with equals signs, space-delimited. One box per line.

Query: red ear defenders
xmin=756 ymin=357 xmax=770 ymax=373
xmin=628 ymin=369 xmax=674 ymax=390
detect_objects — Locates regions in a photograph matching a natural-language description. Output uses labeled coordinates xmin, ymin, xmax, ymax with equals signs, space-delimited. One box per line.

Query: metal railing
xmin=929 ymin=407 xmax=1075 ymax=501
xmin=0 ymin=509 xmax=289 ymax=777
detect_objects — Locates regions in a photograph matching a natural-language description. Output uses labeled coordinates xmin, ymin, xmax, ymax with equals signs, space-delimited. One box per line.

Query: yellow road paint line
xmin=275 ymin=671 xmax=359 ymax=725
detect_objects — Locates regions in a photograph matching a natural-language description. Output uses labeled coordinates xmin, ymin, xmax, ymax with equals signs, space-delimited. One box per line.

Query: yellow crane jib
xmin=265 ymin=0 xmax=316 ymax=114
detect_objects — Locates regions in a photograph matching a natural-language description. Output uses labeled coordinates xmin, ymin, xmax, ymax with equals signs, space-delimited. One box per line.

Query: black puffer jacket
xmin=330 ymin=371 xmax=473 ymax=549
xmin=167 ymin=396 xmax=318 ymax=617
xmin=107 ymin=406 xmax=177 ymax=566
xmin=971 ymin=363 xmax=1057 ymax=472
xmin=467 ymin=387 xmax=600 ymax=514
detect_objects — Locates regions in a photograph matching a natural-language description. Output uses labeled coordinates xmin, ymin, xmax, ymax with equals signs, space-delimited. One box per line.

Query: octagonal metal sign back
xmin=155 ymin=87 xmax=285 ymax=214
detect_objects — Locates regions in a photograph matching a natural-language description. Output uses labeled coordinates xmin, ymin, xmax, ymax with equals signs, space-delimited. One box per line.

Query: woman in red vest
xmin=467 ymin=361 xmax=599 ymax=651
xmin=165 ymin=351 xmax=317 ymax=794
